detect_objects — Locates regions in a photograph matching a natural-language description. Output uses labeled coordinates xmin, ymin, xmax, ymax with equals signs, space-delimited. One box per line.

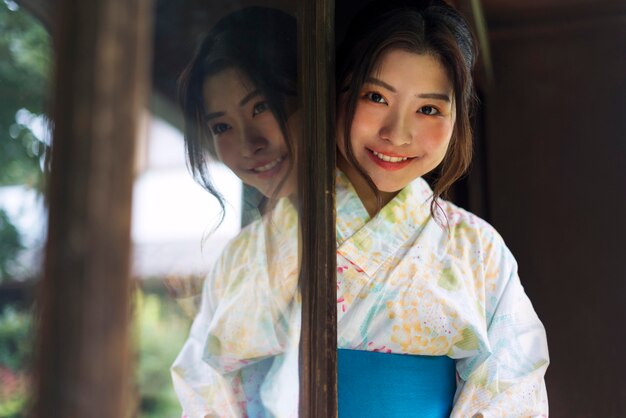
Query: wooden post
xmin=297 ymin=0 xmax=337 ymax=417
xmin=32 ymin=0 xmax=151 ymax=416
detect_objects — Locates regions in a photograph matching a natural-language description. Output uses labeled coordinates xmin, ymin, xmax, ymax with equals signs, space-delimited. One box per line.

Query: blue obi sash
xmin=338 ymin=349 xmax=456 ymax=417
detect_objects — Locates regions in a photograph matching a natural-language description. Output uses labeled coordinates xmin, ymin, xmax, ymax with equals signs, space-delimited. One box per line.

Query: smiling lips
xmin=250 ymin=155 xmax=286 ymax=179
xmin=372 ymin=150 xmax=410 ymax=162
xmin=367 ymin=149 xmax=415 ymax=171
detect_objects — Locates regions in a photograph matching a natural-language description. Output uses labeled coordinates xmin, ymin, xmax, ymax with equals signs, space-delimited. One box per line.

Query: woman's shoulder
xmin=189 ymin=198 xmax=298 ymax=317
xmin=221 ymin=198 xmax=297 ymax=260
xmin=219 ymin=216 xmax=264 ymax=261
xmin=435 ymin=199 xmax=522 ymax=308
xmin=208 ymin=197 xmax=298 ymax=288
xmin=437 ymin=198 xmax=513 ymax=262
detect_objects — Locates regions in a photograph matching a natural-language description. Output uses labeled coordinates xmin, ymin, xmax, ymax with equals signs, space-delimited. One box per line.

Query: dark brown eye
xmin=419 ymin=106 xmax=439 ymax=116
xmin=211 ymin=123 xmax=230 ymax=135
xmin=365 ymin=92 xmax=387 ymax=104
xmin=252 ymin=101 xmax=270 ymax=116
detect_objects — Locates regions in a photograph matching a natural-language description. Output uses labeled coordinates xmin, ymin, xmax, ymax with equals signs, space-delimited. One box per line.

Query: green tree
xmin=0 ymin=0 xmax=51 ymax=281
xmin=0 ymin=0 xmax=51 ymax=188
xmin=0 ymin=209 xmax=23 ymax=280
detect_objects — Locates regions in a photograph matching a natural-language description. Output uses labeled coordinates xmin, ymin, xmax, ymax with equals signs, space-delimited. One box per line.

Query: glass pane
xmin=141 ymin=1 xmax=301 ymax=416
xmin=0 ymin=1 xmax=51 ymax=414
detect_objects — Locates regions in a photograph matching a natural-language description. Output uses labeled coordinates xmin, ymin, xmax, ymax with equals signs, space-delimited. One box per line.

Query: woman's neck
xmin=337 ymin=155 xmax=398 ymax=217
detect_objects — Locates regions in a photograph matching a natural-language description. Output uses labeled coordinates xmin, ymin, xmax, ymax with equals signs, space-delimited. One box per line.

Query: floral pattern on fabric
xmin=171 ymin=198 xmax=300 ymax=418
xmin=171 ymin=171 xmax=549 ymax=417
xmin=334 ymin=173 xmax=549 ymax=417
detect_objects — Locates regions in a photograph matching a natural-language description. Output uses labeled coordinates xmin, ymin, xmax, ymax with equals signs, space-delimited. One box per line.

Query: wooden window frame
xmin=297 ymin=0 xmax=337 ymax=417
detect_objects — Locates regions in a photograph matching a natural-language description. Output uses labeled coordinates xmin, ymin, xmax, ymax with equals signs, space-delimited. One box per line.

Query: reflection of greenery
xmin=0 ymin=291 xmax=191 ymax=417
xmin=0 ymin=0 xmax=51 ymax=284
xmin=0 ymin=0 xmax=51 ymax=283
xmin=0 ymin=0 xmax=51 ymax=188
xmin=0 ymin=209 xmax=23 ymax=281
xmin=1 ymin=4 xmax=190 ymax=416
xmin=134 ymin=290 xmax=190 ymax=418
xmin=0 ymin=306 xmax=31 ymax=417
xmin=0 ymin=306 xmax=31 ymax=371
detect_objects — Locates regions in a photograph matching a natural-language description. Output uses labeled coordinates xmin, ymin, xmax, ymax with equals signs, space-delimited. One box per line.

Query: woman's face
xmin=337 ymin=49 xmax=455 ymax=195
xmin=203 ymin=68 xmax=297 ymax=198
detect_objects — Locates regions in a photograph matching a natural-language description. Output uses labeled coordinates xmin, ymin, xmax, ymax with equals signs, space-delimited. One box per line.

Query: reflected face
xmin=203 ymin=68 xmax=297 ymax=198
xmin=337 ymin=49 xmax=455 ymax=194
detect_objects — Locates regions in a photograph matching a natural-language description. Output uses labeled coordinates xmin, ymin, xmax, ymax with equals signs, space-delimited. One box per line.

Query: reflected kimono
xmin=171 ymin=196 xmax=300 ymax=418
xmin=171 ymin=172 xmax=549 ymax=417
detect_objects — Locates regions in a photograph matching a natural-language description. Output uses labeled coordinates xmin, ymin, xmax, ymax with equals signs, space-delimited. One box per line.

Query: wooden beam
xmin=32 ymin=0 xmax=152 ymax=416
xmin=297 ymin=0 xmax=337 ymax=416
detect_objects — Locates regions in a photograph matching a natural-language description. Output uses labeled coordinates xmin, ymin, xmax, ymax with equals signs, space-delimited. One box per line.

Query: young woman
xmin=171 ymin=7 xmax=301 ymax=418
xmin=332 ymin=0 xmax=549 ymax=416
xmin=173 ymin=1 xmax=549 ymax=417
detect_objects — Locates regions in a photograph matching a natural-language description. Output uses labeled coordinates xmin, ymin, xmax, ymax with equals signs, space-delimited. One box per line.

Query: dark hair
xmin=337 ymin=0 xmax=477 ymax=218
xmin=178 ymin=7 xmax=297 ymax=221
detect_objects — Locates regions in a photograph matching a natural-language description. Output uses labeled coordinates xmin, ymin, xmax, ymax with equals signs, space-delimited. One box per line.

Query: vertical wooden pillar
xmin=32 ymin=0 xmax=151 ymax=416
xmin=297 ymin=0 xmax=337 ymax=416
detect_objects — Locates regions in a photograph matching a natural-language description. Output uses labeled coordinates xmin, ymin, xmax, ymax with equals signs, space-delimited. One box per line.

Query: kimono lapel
xmin=336 ymin=171 xmax=434 ymax=277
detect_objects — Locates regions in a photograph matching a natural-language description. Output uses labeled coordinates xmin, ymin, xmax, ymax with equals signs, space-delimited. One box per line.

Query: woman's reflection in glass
xmin=171 ymin=7 xmax=300 ymax=418
xmin=179 ymin=7 xmax=298 ymax=214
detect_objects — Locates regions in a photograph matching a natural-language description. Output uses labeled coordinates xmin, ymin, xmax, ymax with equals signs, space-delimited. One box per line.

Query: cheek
xmin=421 ymin=121 xmax=454 ymax=152
xmin=340 ymin=104 xmax=382 ymax=156
xmin=257 ymin=115 xmax=285 ymax=146
xmin=213 ymin=138 xmax=234 ymax=167
xmin=351 ymin=106 xmax=379 ymax=140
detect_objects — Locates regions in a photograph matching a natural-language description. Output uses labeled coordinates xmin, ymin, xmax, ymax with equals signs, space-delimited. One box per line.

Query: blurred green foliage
xmin=0 ymin=290 xmax=192 ymax=417
xmin=0 ymin=306 xmax=31 ymax=371
xmin=1 ymin=4 xmax=191 ymax=417
xmin=134 ymin=290 xmax=191 ymax=418
xmin=0 ymin=0 xmax=51 ymax=283
xmin=0 ymin=209 xmax=23 ymax=281
xmin=0 ymin=305 xmax=31 ymax=417
xmin=0 ymin=2 xmax=47 ymax=414
xmin=0 ymin=0 xmax=51 ymax=188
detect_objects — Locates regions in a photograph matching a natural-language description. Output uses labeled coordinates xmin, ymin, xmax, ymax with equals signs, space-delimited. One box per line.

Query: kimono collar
xmin=335 ymin=170 xmax=434 ymax=277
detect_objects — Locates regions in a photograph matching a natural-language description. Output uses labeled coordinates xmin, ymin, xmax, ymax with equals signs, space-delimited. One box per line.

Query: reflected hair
xmin=178 ymin=7 xmax=297 ymax=223
xmin=337 ymin=0 xmax=477 ymax=220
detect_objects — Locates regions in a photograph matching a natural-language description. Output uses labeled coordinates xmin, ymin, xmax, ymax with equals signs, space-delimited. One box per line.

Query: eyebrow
xmin=417 ymin=93 xmax=451 ymax=102
xmin=204 ymin=90 xmax=261 ymax=121
xmin=239 ymin=90 xmax=260 ymax=107
xmin=364 ymin=77 xmax=451 ymax=102
xmin=205 ymin=111 xmax=224 ymax=121
xmin=365 ymin=77 xmax=396 ymax=93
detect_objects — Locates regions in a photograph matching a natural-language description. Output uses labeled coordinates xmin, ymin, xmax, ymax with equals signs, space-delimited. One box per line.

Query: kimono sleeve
xmin=170 ymin=260 xmax=246 ymax=418
xmin=451 ymin=234 xmax=549 ymax=418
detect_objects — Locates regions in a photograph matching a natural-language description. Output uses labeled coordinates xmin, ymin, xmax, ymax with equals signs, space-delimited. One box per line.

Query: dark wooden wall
xmin=486 ymin=13 xmax=626 ymax=417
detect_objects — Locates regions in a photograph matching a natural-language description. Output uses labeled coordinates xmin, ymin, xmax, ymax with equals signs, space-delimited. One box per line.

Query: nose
xmin=379 ymin=111 xmax=413 ymax=146
xmin=239 ymin=124 xmax=268 ymax=157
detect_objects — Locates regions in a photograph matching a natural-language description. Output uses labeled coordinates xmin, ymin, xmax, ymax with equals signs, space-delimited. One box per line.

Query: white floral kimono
xmin=171 ymin=172 xmax=549 ymax=418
